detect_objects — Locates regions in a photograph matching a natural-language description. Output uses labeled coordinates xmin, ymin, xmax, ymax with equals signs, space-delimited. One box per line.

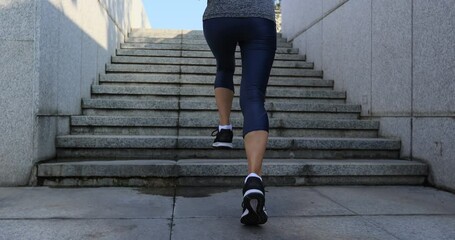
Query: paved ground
xmin=1 ymin=185 xmax=455 ymax=240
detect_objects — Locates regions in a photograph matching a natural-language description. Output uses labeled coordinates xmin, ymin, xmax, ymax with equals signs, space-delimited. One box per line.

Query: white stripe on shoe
xmin=243 ymin=189 xmax=264 ymax=197
xmin=241 ymin=208 xmax=249 ymax=217
xmin=212 ymin=142 xmax=233 ymax=148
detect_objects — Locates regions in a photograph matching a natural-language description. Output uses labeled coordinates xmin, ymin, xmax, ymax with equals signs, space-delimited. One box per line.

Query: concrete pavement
xmin=1 ymin=186 xmax=455 ymax=240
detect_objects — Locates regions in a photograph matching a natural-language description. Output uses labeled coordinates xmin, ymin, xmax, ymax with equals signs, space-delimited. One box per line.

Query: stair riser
xmin=90 ymin=95 xmax=346 ymax=104
xmin=56 ymin=149 xmax=400 ymax=160
xmin=91 ymin=86 xmax=345 ymax=99
xmin=99 ymin=75 xmax=333 ymax=88
xmin=126 ymin=37 xmax=289 ymax=43
xmin=81 ymin=110 xmax=360 ymax=119
xmin=116 ymin=49 xmax=306 ymax=60
xmin=81 ymin=101 xmax=359 ymax=112
xmin=99 ymin=83 xmax=332 ymax=91
xmin=39 ymin=176 xmax=425 ymax=187
xmin=120 ymin=43 xmax=299 ymax=54
xmin=111 ymin=57 xmax=313 ymax=69
xmin=105 ymin=65 xmax=323 ymax=78
xmin=70 ymin=127 xmax=378 ymax=138
xmin=125 ymin=38 xmax=292 ymax=48
xmin=98 ymin=83 xmax=333 ymax=91
xmin=128 ymin=30 xmax=284 ymax=39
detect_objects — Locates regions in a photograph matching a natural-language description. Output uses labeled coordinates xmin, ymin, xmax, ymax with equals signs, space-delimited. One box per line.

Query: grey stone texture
xmin=0 ymin=219 xmax=171 ymax=240
xmin=377 ymin=117 xmax=411 ymax=158
xmin=0 ymin=0 xmax=37 ymax=185
xmin=371 ymin=0 xmax=413 ymax=116
xmin=172 ymin=216 xmax=399 ymax=240
xmin=0 ymin=40 xmax=36 ymax=186
xmin=412 ymin=118 xmax=455 ymax=191
xmin=315 ymin=186 xmax=455 ymax=215
xmin=0 ymin=187 xmax=171 ymax=240
xmin=37 ymin=159 xmax=427 ymax=180
xmin=323 ymin=0 xmax=372 ymax=117
xmin=0 ymin=187 xmax=174 ymax=218
xmin=364 ymin=215 xmax=455 ymax=240
xmin=100 ymin=73 xmax=332 ymax=87
xmin=0 ymin=0 xmax=151 ymax=186
xmin=55 ymin=135 xmax=400 ymax=151
xmin=281 ymin=0 xmax=455 ymax=191
xmin=2 ymin=186 xmax=454 ymax=239
xmin=0 ymin=0 xmax=35 ymax=40
xmin=413 ymin=0 xmax=455 ymax=116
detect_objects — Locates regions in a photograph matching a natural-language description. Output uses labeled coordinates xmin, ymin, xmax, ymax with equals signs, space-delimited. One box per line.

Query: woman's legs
xmin=238 ymin=20 xmax=275 ymax=224
xmin=245 ymin=131 xmax=268 ymax=175
xmin=205 ymin=17 xmax=276 ymax=175
xmin=204 ymin=17 xmax=276 ymax=225
xmin=203 ymin=19 xmax=237 ymax=148
xmin=215 ymin=88 xmax=234 ymax=126
xmin=239 ymin=18 xmax=277 ymax=176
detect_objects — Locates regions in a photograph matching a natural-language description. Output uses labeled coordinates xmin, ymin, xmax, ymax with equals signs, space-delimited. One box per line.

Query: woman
xmin=203 ymin=0 xmax=277 ymax=225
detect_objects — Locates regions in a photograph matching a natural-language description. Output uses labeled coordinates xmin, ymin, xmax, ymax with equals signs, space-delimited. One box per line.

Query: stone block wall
xmin=0 ymin=0 xmax=151 ymax=186
xmin=281 ymin=0 xmax=455 ymax=191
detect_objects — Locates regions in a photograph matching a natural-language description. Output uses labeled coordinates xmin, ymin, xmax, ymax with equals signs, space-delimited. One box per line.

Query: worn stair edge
xmin=99 ymin=74 xmax=332 ymax=87
xmin=125 ymin=36 xmax=289 ymax=43
xmin=90 ymin=85 xmax=346 ymax=99
xmin=37 ymin=159 xmax=428 ymax=178
xmin=129 ymin=28 xmax=284 ymax=38
xmin=55 ymin=135 xmax=401 ymax=150
xmin=124 ymin=38 xmax=293 ymax=48
xmin=120 ymin=43 xmax=299 ymax=54
xmin=70 ymin=116 xmax=379 ymax=130
xmin=116 ymin=49 xmax=306 ymax=60
xmin=111 ymin=56 xmax=312 ymax=68
xmin=105 ymin=64 xmax=323 ymax=77
xmin=38 ymin=176 xmax=427 ymax=187
xmin=81 ymin=99 xmax=361 ymax=112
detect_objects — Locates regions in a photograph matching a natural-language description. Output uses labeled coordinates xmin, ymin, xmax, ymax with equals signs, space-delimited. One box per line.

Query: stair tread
xmin=38 ymin=159 xmax=428 ymax=177
xmin=91 ymin=85 xmax=346 ymax=98
xmin=99 ymin=74 xmax=332 ymax=87
xmin=81 ymin=99 xmax=360 ymax=112
xmin=56 ymin=135 xmax=401 ymax=150
xmin=111 ymin=56 xmax=312 ymax=68
xmin=71 ymin=116 xmax=379 ymax=129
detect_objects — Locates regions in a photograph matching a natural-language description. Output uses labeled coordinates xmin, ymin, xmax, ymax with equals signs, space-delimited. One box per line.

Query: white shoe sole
xmin=212 ymin=142 xmax=233 ymax=148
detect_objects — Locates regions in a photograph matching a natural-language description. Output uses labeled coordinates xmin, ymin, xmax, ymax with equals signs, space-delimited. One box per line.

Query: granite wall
xmin=0 ymin=0 xmax=151 ymax=186
xmin=281 ymin=0 xmax=455 ymax=191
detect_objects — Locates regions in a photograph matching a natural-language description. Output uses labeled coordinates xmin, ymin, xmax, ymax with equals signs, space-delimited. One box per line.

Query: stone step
xmin=129 ymin=28 xmax=284 ymax=39
xmin=125 ymin=37 xmax=292 ymax=47
xmin=105 ymin=64 xmax=323 ymax=78
xmin=127 ymin=36 xmax=289 ymax=43
xmin=91 ymin=94 xmax=345 ymax=104
xmin=99 ymin=74 xmax=332 ymax=89
xmin=55 ymin=136 xmax=401 ymax=159
xmin=90 ymin=85 xmax=346 ymax=100
xmin=111 ymin=56 xmax=313 ymax=69
xmin=37 ymin=159 xmax=428 ymax=187
xmin=116 ymin=49 xmax=306 ymax=61
xmin=70 ymin=116 xmax=379 ymax=138
xmin=81 ymin=99 xmax=359 ymax=112
xmin=81 ymin=99 xmax=360 ymax=119
xmin=71 ymin=126 xmax=377 ymax=138
xmin=120 ymin=43 xmax=299 ymax=54
xmin=82 ymin=109 xmax=359 ymax=119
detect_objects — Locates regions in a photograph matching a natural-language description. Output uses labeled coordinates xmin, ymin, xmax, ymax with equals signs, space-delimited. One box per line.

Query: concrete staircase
xmin=36 ymin=29 xmax=428 ymax=187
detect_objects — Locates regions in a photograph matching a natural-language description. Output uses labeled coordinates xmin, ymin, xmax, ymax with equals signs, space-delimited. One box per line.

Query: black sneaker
xmin=211 ymin=128 xmax=233 ymax=149
xmin=241 ymin=176 xmax=268 ymax=225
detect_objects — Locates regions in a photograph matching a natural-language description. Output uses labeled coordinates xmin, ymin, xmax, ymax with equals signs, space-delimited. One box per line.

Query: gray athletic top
xmin=203 ymin=0 xmax=276 ymax=22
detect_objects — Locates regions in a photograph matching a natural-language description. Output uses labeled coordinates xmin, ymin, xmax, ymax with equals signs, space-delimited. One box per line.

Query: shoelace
xmin=211 ymin=129 xmax=219 ymax=137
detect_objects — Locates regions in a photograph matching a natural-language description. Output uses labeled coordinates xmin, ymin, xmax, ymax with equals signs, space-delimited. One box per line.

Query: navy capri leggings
xmin=203 ymin=17 xmax=277 ymax=138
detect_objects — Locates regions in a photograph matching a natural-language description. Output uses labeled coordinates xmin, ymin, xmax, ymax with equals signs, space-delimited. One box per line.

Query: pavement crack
xmin=169 ymin=186 xmax=177 ymax=240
